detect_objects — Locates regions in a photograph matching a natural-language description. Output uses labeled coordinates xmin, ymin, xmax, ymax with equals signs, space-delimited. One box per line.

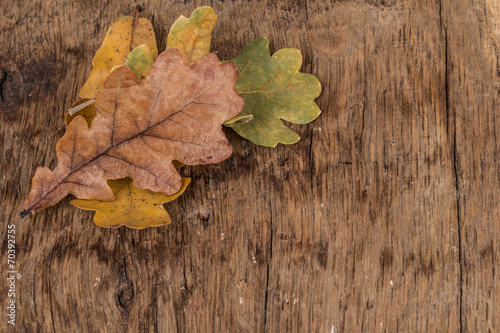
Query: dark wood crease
xmin=25 ymin=68 xmax=235 ymax=213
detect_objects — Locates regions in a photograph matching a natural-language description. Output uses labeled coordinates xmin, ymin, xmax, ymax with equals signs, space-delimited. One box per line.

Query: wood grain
xmin=0 ymin=0 xmax=498 ymax=332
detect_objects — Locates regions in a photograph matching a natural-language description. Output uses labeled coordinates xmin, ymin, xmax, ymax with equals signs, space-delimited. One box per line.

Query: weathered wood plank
xmin=443 ymin=0 xmax=500 ymax=331
xmin=0 ymin=0 xmax=498 ymax=332
xmin=273 ymin=1 xmax=461 ymax=331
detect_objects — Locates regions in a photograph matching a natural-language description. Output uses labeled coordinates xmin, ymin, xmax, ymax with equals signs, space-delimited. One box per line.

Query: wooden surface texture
xmin=1 ymin=0 xmax=499 ymax=332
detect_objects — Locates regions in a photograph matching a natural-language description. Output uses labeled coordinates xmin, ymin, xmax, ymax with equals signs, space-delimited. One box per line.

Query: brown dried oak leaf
xmin=23 ymin=49 xmax=243 ymax=215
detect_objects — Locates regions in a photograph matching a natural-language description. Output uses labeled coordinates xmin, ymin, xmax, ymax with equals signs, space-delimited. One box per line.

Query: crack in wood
xmin=0 ymin=70 xmax=6 ymax=102
xmin=440 ymin=3 xmax=464 ymax=331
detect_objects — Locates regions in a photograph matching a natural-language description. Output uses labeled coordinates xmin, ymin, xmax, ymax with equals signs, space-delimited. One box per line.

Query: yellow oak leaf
xmin=71 ymin=177 xmax=191 ymax=228
xmin=79 ymin=16 xmax=158 ymax=98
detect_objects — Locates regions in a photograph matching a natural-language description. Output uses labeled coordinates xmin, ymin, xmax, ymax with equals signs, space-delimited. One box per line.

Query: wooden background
xmin=1 ymin=0 xmax=499 ymax=332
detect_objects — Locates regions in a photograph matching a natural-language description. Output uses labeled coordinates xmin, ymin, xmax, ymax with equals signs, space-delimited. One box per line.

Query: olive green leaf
xmin=125 ymin=44 xmax=154 ymax=81
xmin=79 ymin=16 xmax=158 ymax=98
xmin=225 ymin=37 xmax=322 ymax=147
xmin=71 ymin=177 xmax=191 ymax=229
xmin=166 ymin=6 xmax=217 ymax=66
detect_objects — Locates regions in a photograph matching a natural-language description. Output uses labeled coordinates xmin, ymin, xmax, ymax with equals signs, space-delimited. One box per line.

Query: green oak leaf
xmin=125 ymin=44 xmax=154 ymax=81
xmin=226 ymin=37 xmax=322 ymax=147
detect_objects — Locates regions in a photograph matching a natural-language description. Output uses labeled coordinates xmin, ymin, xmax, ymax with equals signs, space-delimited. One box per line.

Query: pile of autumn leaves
xmin=22 ymin=7 xmax=322 ymax=228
